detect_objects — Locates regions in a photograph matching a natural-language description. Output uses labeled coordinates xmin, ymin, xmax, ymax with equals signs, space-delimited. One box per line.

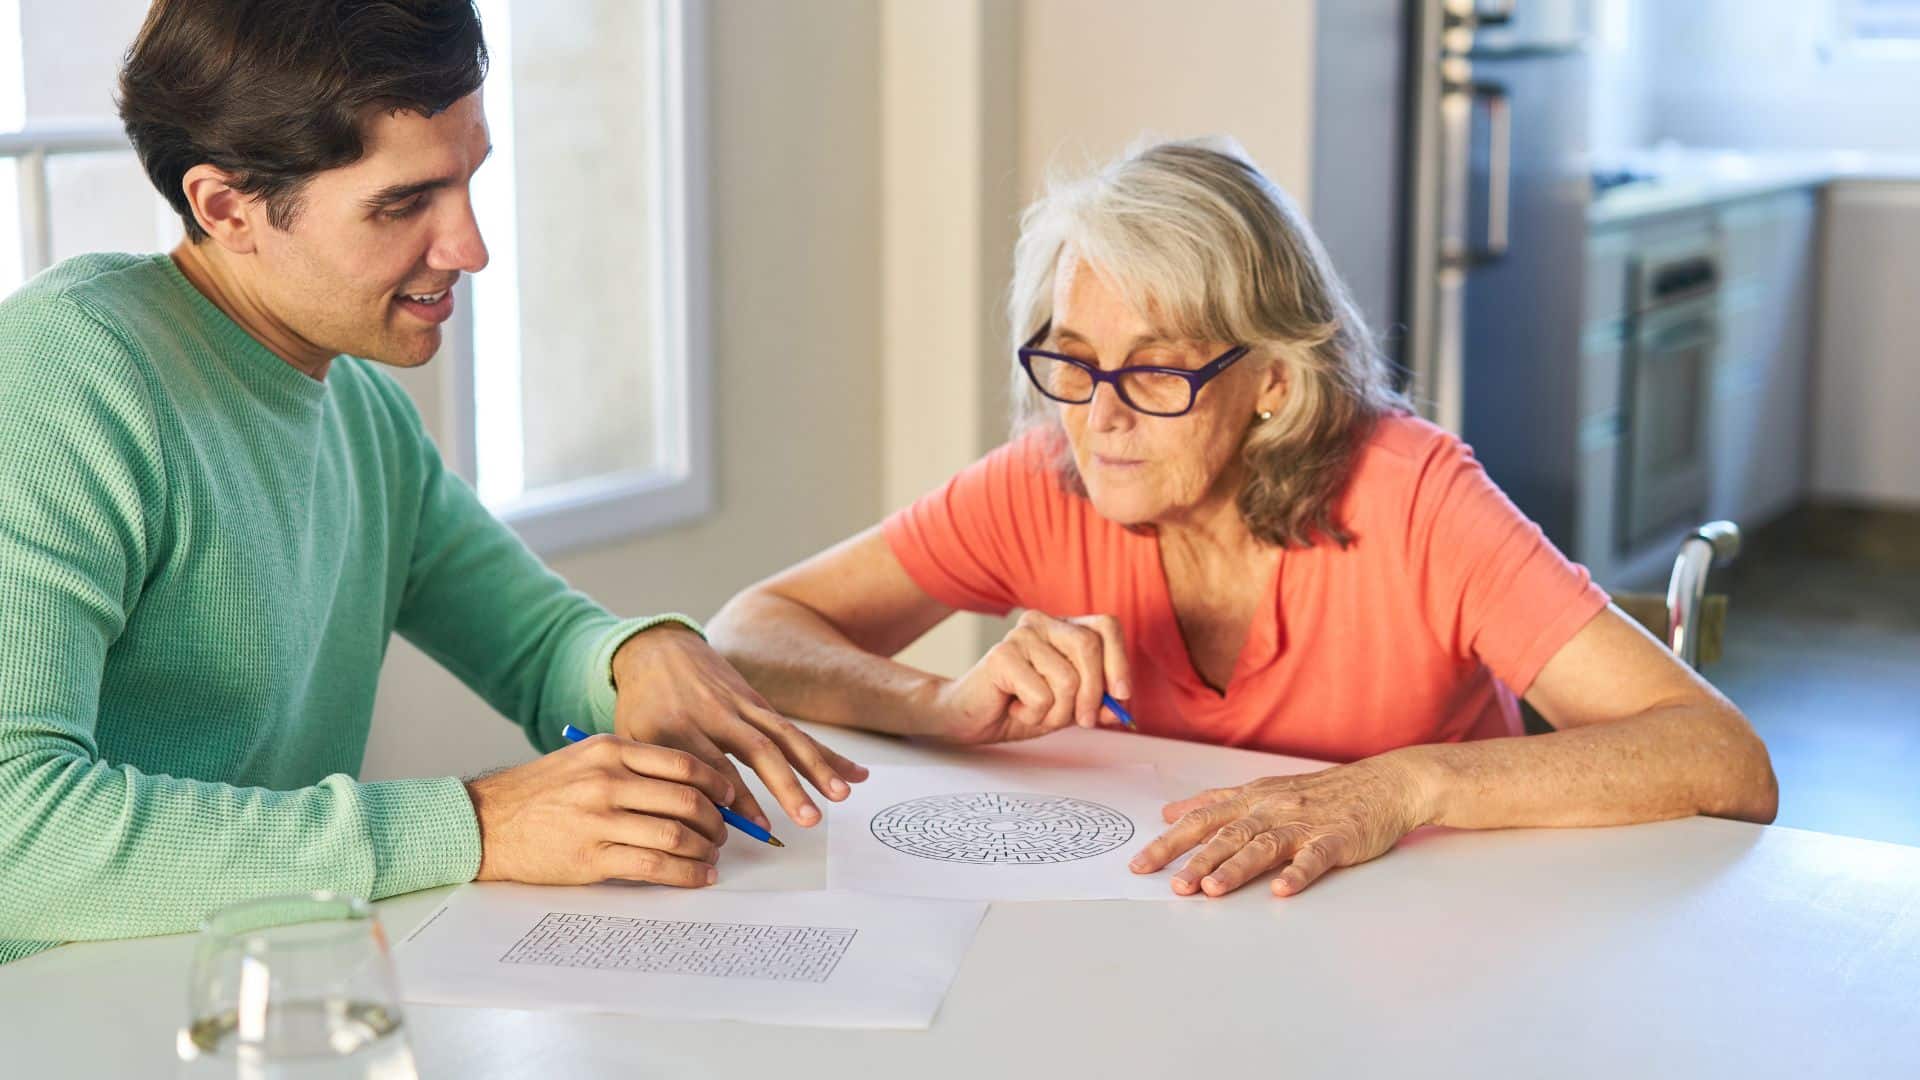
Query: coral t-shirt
xmin=881 ymin=414 xmax=1609 ymax=763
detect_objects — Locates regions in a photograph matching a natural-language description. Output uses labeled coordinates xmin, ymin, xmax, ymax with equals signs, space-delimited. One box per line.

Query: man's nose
xmin=429 ymin=201 xmax=489 ymax=274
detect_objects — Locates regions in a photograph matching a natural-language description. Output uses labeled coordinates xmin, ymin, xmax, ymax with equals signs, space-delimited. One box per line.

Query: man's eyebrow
xmin=360 ymin=177 xmax=453 ymax=208
xmin=359 ymin=145 xmax=494 ymax=208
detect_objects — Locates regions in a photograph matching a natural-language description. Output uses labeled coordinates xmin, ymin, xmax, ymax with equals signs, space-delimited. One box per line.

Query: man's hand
xmin=465 ymin=734 xmax=735 ymax=887
xmin=612 ymin=624 xmax=868 ymax=829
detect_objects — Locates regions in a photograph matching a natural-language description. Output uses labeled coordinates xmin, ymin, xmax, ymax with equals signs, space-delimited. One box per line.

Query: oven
xmin=1620 ymin=240 xmax=1720 ymax=551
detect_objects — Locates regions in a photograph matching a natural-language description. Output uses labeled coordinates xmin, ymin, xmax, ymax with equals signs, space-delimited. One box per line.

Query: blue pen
xmin=559 ymin=724 xmax=784 ymax=848
xmin=1102 ymin=692 xmax=1136 ymax=729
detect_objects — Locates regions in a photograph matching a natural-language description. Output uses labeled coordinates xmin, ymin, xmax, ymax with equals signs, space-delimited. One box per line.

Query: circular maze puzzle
xmin=869 ymin=791 xmax=1135 ymax=865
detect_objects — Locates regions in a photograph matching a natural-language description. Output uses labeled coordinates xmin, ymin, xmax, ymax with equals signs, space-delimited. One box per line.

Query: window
xmin=0 ymin=0 xmax=175 ymax=293
xmin=457 ymin=0 xmax=713 ymax=555
xmin=0 ymin=0 xmax=714 ymax=558
xmin=1831 ymin=0 xmax=1920 ymax=60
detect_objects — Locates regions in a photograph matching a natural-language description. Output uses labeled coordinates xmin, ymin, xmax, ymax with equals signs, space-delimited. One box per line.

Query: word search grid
xmin=501 ymin=913 xmax=857 ymax=983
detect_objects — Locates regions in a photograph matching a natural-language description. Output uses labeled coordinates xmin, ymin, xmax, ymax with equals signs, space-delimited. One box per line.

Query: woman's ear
xmin=1254 ymin=352 xmax=1288 ymax=417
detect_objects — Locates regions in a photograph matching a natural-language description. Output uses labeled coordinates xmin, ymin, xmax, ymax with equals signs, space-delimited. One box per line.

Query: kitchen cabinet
xmin=1711 ymin=189 xmax=1817 ymax=525
xmin=1813 ymin=181 xmax=1920 ymax=505
xmin=1574 ymin=230 xmax=1634 ymax=583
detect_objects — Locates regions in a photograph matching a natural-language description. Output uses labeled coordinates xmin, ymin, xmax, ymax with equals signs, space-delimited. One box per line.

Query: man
xmin=0 ymin=0 xmax=864 ymax=964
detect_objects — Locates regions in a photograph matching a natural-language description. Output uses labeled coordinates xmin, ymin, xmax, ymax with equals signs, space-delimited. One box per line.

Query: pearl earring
xmin=1257 ymin=410 xmax=1273 ymax=422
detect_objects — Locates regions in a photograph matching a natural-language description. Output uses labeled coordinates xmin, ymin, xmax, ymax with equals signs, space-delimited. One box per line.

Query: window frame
xmin=0 ymin=123 xmax=141 ymax=279
xmin=1826 ymin=0 xmax=1920 ymax=63
xmin=444 ymin=0 xmax=715 ymax=557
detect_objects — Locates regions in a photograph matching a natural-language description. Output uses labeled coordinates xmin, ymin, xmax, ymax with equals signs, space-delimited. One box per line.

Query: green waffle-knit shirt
xmin=0 ymin=252 xmax=690 ymax=964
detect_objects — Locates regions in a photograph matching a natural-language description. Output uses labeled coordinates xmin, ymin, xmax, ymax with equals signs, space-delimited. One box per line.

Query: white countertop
xmin=4 ymin=723 xmax=1919 ymax=1078
xmin=1590 ymin=147 xmax=1920 ymax=227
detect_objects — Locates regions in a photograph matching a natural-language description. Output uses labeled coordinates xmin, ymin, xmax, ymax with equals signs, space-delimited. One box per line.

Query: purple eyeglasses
xmin=1017 ymin=324 xmax=1250 ymax=418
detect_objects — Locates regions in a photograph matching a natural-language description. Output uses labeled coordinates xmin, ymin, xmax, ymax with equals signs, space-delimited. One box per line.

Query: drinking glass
xmin=176 ymin=891 xmax=419 ymax=1079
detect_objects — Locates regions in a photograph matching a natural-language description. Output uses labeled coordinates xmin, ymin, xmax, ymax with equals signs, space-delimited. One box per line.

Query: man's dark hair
xmin=117 ymin=0 xmax=488 ymax=242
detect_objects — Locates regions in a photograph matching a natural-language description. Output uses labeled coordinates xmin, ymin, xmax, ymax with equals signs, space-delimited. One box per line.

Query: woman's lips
xmin=1092 ymin=453 xmax=1145 ymax=469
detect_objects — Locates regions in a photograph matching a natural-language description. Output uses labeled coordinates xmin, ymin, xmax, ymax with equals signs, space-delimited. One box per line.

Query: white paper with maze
xmin=395 ymin=884 xmax=985 ymax=1028
xmin=827 ymin=762 xmax=1180 ymax=901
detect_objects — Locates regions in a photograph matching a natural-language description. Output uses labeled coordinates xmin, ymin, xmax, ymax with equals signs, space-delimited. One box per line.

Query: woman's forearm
xmin=1387 ymin=702 xmax=1779 ymax=831
xmin=707 ymin=590 xmax=948 ymax=738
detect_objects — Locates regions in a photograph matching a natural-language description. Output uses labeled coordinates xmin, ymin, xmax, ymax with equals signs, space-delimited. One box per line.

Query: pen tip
xmin=767 ymin=836 xmax=786 ymax=848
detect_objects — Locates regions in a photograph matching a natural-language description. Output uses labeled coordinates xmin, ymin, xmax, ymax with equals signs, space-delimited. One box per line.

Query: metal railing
xmin=1666 ymin=520 xmax=1743 ymax=669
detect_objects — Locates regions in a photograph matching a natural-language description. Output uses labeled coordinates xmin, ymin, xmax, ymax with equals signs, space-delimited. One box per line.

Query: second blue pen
xmin=559 ymin=723 xmax=785 ymax=848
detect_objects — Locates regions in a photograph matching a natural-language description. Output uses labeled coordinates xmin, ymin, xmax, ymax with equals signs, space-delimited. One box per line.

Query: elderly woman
xmin=709 ymin=138 xmax=1777 ymax=899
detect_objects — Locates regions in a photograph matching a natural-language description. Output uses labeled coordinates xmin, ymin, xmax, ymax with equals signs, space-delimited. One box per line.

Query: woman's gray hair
xmin=1008 ymin=135 xmax=1407 ymax=548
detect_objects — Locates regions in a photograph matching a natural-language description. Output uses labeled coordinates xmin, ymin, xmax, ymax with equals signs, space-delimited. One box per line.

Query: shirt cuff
xmin=585 ymin=613 xmax=708 ymax=733
xmin=362 ymin=777 xmax=484 ymax=899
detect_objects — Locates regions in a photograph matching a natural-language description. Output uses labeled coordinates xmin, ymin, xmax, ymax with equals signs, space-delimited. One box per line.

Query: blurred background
xmin=2 ymin=0 xmax=1914 ymax=845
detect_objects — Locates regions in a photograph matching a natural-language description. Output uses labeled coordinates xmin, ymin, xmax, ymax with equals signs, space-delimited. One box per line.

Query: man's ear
xmin=180 ymin=164 xmax=260 ymax=254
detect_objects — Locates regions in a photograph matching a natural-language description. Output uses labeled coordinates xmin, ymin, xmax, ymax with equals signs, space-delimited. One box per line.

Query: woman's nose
xmin=1085 ymin=381 xmax=1132 ymax=431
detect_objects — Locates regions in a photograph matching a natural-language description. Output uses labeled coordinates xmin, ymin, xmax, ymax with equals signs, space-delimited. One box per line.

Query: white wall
xmin=1587 ymin=0 xmax=1653 ymax=160
xmin=1018 ymin=0 xmax=1316 ymax=206
xmin=1618 ymin=0 xmax=1920 ymax=154
xmin=876 ymin=0 xmax=1021 ymax=677
xmin=364 ymin=0 xmax=884 ymax=780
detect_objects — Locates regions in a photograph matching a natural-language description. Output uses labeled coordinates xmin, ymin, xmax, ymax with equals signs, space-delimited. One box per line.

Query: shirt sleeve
xmin=881 ymin=431 xmax=1066 ymax=616
xmin=375 ymin=373 xmax=701 ymax=749
xmin=0 ymin=298 xmax=477 ymax=964
xmin=1406 ymin=427 xmax=1609 ymax=696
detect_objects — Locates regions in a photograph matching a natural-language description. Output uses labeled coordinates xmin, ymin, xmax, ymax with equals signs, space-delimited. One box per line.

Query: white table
xmin=5 ymin=724 xmax=1918 ymax=1078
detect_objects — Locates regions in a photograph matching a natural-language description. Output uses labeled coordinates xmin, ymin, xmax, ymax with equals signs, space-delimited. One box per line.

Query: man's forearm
xmin=0 ymin=752 xmax=479 ymax=954
xmin=708 ymin=591 xmax=949 ymax=738
xmin=1386 ymin=703 xmax=1779 ymax=832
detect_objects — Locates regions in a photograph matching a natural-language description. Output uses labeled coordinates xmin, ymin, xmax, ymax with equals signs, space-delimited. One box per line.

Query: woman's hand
xmin=930 ymin=611 xmax=1133 ymax=744
xmin=1129 ymin=755 xmax=1433 ymax=897
xmin=612 ymin=624 xmax=869 ymax=830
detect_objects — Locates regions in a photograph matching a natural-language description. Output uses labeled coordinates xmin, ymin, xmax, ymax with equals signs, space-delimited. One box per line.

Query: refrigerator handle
xmin=1442 ymin=0 xmax=1515 ymax=30
xmin=1442 ymin=77 xmax=1512 ymax=265
xmin=1478 ymin=81 xmax=1511 ymax=261
xmin=1474 ymin=0 xmax=1516 ymax=26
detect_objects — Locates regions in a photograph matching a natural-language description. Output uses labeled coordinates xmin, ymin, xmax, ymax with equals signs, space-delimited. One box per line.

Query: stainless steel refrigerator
xmin=1399 ymin=0 xmax=1593 ymax=549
